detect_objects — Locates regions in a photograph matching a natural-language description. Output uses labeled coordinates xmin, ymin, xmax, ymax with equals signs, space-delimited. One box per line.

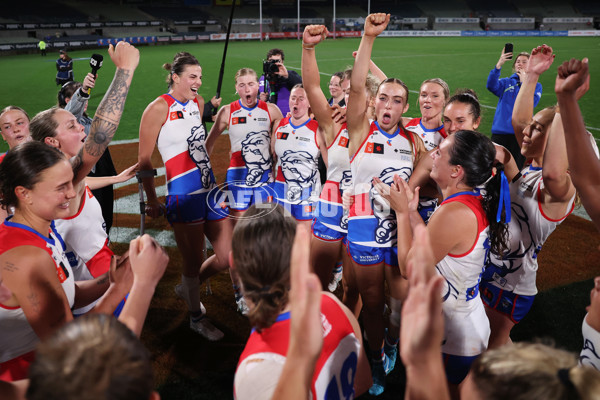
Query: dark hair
xmin=27 ymin=314 xmax=154 ymax=400
xmin=0 ymin=105 xmax=30 ymax=122
xmin=266 ymin=48 xmax=284 ymax=61
xmin=446 ymin=89 xmax=481 ymax=122
xmin=58 ymin=81 xmax=82 ymax=108
xmin=162 ymin=52 xmax=200 ymax=89
xmin=378 ymin=77 xmax=410 ymax=105
xmin=232 ymin=203 xmax=296 ymax=331
xmin=332 ymin=71 xmax=344 ymax=82
xmin=30 ymin=108 xmax=61 ymax=142
xmin=0 ymin=141 xmax=65 ymax=209
xmin=449 ymin=130 xmax=509 ymax=255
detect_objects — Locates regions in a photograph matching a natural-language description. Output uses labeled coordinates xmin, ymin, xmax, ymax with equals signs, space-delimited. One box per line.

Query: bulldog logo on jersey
xmin=370 ymin=167 xmax=412 ymax=244
xmin=280 ymin=150 xmax=318 ymax=203
xmin=187 ymin=125 xmax=214 ymax=189
xmin=241 ymin=131 xmax=272 ymax=187
xmin=482 ymin=202 xmax=533 ymax=285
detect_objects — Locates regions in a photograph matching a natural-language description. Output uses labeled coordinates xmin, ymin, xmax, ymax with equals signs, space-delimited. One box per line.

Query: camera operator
xmin=259 ymin=48 xmax=302 ymax=115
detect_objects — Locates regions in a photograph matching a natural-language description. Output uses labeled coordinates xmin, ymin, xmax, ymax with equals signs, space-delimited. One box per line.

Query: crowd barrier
xmin=2 ymin=29 xmax=599 ymax=52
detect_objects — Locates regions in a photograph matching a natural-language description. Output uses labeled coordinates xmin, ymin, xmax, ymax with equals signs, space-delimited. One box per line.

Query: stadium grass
xmin=1 ymin=36 xmax=599 ymax=153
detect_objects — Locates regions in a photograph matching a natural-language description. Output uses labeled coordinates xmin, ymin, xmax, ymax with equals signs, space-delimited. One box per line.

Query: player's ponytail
xmin=232 ymin=203 xmax=297 ymax=332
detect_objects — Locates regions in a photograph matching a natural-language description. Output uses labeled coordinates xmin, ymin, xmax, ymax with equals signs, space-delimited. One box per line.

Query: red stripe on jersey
xmin=349 ymin=192 xmax=373 ymax=217
xmin=164 ymin=152 xmax=197 ymax=181
xmin=229 ymin=151 xmax=245 ymax=168
xmin=319 ymin=181 xmax=343 ymax=203
xmin=85 ymin=238 xmax=114 ymax=278
xmin=442 ymin=194 xmax=488 ymax=257
xmin=275 ymin=166 xmax=285 ymax=182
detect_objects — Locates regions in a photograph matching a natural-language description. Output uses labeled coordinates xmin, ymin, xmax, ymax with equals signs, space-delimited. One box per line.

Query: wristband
xmin=302 ymin=42 xmax=315 ymax=50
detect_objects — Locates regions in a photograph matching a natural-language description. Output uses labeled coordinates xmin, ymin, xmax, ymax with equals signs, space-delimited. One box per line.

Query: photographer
xmin=259 ymin=48 xmax=302 ymax=115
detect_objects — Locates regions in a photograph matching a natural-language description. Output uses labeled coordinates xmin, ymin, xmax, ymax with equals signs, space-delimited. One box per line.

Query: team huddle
xmin=1 ymin=12 xmax=600 ymax=400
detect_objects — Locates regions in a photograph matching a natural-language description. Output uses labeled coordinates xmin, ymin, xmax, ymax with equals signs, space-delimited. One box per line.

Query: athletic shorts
xmin=346 ymin=241 xmax=399 ymax=267
xmin=443 ymin=353 xmax=479 ymax=384
xmin=479 ymin=281 xmax=535 ymax=324
xmin=225 ymin=171 xmax=274 ymax=211
xmin=312 ymin=198 xmax=348 ymax=241
xmin=165 ymin=192 xmax=229 ymax=225
xmin=275 ymin=201 xmax=316 ymax=221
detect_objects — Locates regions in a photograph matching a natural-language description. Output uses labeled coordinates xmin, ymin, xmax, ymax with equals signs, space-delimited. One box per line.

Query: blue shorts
xmin=312 ymin=215 xmax=346 ymax=242
xmin=346 ymin=241 xmax=399 ymax=267
xmin=223 ymin=180 xmax=275 ymax=211
xmin=165 ymin=192 xmax=229 ymax=225
xmin=275 ymin=201 xmax=316 ymax=221
xmin=443 ymin=353 xmax=479 ymax=384
xmin=273 ymin=181 xmax=317 ymax=221
xmin=479 ymin=281 xmax=535 ymax=324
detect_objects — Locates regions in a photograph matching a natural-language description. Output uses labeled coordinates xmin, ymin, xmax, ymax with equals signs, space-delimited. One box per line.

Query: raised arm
xmin=347 ymin=13 xmax=390 ymax=157
xmin=205 ymin=104 xmax=230 ymax=156
xmin=486 ymin=47 xmax=511 ymax=96
xmin=555 ymin=57 xmax=600 ymax=229
xmin=117 ymin=234 xmax=168 ymax=337
xmin=138 ymin=98 xmax=168 ymax=218
xmin=64 ymin=73 xmax=95 ymax=120
xmin=512 ymin=44 xmax=554 ymax=145
xmin=352 ymin=50 xmax=387 ymax=82
xmin=85 ymin=163 xmax=137 ymax=190
xmin=401 ymin=225 xmax=449 ymax=400
xmin=541 ymin=112 xmax=575 ymax=207
xmin=301 ymin=25 xmax=336 ymax=145
xmin=72 ymin=42 xmax=139 ymax=185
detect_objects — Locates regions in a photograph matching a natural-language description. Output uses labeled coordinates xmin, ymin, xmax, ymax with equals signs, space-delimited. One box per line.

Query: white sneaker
xmin=175 ymin=284 xmax=206 ymax=314
xmin=328 ymin=266 xmax=343 ymax=292
xmin=189 ymin=315 xmax=224 ymax=341
xmin=236 ymin=296 xmax=249 ymax=316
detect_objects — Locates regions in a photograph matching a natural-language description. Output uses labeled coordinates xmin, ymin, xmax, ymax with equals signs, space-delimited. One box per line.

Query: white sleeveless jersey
xmin=274 ymin=117 xmax=321 ymax=204
xmin=581 ymin=315 xmax=600 ymax=371
xmin=54 ymin=185 xmax=113 ymax=281
xmin=404 ymin=117 xmax=447 ymax=151
xmin=227 ymin=100 xmax=274 ymax=187
xmin=156 ymin=94 xmax=215 ymax=195
xmin=348 ymin=121 xmax=416 ymax=247
xmin=325 ymin=124 xmax=352 ymax=191
xmin=0 ymin=220 xmax=74 ymax=363
xmin=482 ymin=166 xmax=575 ymax=296
xmin=235 ymin=294 xmax=361 ymax=400
xmin=435 ymin=192 xmax=491 ymax=357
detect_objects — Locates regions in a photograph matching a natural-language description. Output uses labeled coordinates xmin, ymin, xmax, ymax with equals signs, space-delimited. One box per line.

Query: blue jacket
xmin=487 ymin=67 xmax=542 ymax=135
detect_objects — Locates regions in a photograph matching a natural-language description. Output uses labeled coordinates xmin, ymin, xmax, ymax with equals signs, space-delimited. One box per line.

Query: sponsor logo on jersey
xmin=232 ymin=117 xmax=247 ymax=125
xmin=338 ymin=137 xmax=349 ymax=148
xmin=256 ymin=117 xmax=268 ymax=122
xmin=277 ymin=131 xmax=289 ymax=140
xmin=56 ymin=261 xmax=70 ymax=282
xmin=170 ymin=111 xmax=184 ymax=121
xmin=296 ymin=136 xmax=311 ymax=143
xmin=365 ymin=142 xmax=384 ymax=154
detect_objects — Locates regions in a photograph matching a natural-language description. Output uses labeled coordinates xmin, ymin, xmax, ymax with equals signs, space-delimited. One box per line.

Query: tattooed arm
xmin=1 ymin=247 xmax=74 ymax=340
xmin=71 ymin=41 xmax=140 ymax=185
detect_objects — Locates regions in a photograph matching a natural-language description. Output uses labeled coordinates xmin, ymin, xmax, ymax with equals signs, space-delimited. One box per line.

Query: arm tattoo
xmin=86 ymin=68 xmax=132 ymax=157
xmin=3 ymin=261 xmax=17 ymax=273
xmin=71 ymin=149 xmax=84 ymax=177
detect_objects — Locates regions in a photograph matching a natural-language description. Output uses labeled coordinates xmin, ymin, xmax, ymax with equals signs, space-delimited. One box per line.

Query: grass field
xmin=1 ymin=36 xmax=600 ymax=153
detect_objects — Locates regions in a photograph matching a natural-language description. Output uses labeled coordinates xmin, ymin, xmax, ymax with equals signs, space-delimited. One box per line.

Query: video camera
xmin=263 ymin=59 xmax=280 ymax=82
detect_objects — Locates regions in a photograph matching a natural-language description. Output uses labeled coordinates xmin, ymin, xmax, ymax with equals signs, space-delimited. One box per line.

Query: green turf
xmin=1 ymin=36 xmax=599 ymax=153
